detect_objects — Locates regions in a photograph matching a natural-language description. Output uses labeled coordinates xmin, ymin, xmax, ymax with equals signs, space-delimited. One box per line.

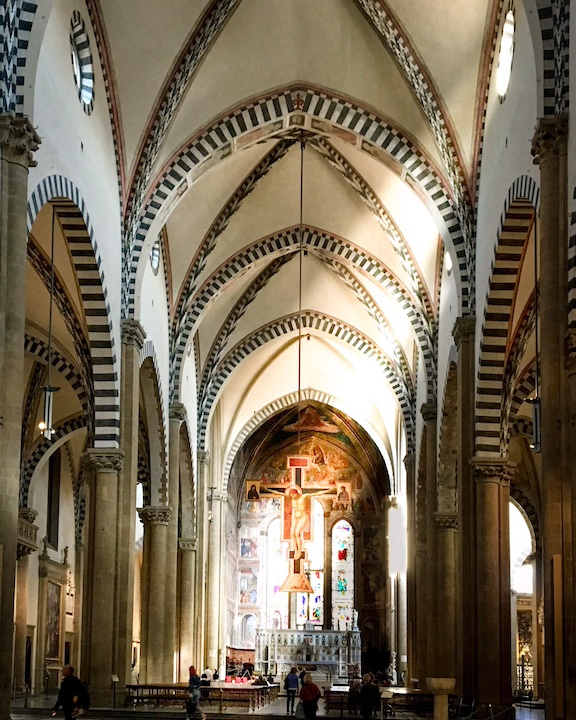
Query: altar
xmin=255 ymin=628 xmax=361 ymax=677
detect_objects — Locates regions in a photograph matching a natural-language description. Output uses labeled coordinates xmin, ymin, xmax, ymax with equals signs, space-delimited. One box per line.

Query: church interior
xmin=0 ymin=1 xmax=574 ymax=719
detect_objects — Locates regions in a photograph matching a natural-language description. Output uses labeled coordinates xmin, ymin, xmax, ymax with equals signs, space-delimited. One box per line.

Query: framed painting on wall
xmin=46 ymin=581 xmax=61 ymax=660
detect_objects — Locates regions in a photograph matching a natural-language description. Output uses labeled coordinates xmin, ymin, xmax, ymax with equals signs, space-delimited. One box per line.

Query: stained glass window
xmin=331 ymin=519 xmax=354 ymax=630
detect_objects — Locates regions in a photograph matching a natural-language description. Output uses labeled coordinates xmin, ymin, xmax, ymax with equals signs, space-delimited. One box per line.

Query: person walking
xmin=299 ymin=673 xmax=322 ymax=720
xmin=285 ymin=667 xmax=299 ymax=714
xmin=359 ymin=674 xmax=381 ymax=720
xmin=51 ymin=666 xmax=89 ymax=720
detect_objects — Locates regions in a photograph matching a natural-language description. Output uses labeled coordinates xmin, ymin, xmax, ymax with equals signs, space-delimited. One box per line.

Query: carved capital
xmin=178 ymin=537 xmax=197 ymax=552
xmin=121 ymin=319 xmax=146 ymax=348
xmin=19 ymin=507 xmax=38 ymax=524
xmin=138 ymin=506 xmax=171 ymax=525
xmin=169 ymin=402 xmax=187 ymax=423
xmin=0 ymin=115 xmax=40 ymax=167
xmin=82 ymin=448 xmax=124 ymax=474
xmin=452 ymin=316 xmax=476 ymax=347
xmin=470 ymin=457 xmax=515 ymax=486
xmin=197 ymin=450 xmax=209 ymax=466
xmin=565 ymin=329 xmax=576 ymax=375
xmin=403 ymin=453 xmax=416 ymax=471
xmin=531 ymin=115 xmax=569 ymax=164
xmin=434 ymin=512 xmax=458 ymax=530
xmin=421 ymin=402 xmax=437 ymax=423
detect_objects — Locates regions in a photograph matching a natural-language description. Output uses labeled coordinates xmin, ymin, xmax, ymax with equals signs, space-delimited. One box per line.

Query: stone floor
xmin=10 ymin=692 xmax=544 ymax=720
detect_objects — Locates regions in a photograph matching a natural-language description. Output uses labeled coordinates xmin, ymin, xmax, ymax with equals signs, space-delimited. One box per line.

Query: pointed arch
xmin=27 ymin=177 xmax=120 ymax=448
xmin=139 ymin=341 xmax=168 ymax=504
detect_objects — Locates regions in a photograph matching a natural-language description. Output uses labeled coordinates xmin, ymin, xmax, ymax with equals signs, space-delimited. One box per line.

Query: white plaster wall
xmin=27 ymin=1 xmax=123 ymax=352
xmin=436 ymin=260 xmax=459 ymax=439
xmin=475 ymin=3 xmax=539 ymax=354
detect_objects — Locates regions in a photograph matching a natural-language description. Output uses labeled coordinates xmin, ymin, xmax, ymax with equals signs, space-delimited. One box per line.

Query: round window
xmin=496 ymin=10 xmax=515 ymax=99
xmin=70 ymin=11 xmax=94 ymax=114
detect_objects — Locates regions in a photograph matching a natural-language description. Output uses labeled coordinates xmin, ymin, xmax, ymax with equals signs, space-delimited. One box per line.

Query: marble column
xmin=178 ymin=539 xmax=197 ymax=681
xmin=165 ymin=403 xmax=186 ymax=682
xmin=139 ymin=506 xmax=171 ymax=683
xmin=403 ymin=453 xmax=417 ymax=683
xmin=0 ymin=115 xmax=39 ymax=720
xmin=82 ymin=449 xmax=124 ymax=706
xmin=116 ymin=320 xmax=145 ymax=695
xmin=452 ymin=315 xmax=476 ymax=696
xmin=206 ymin=491 xmax=225 ymax=670
xmin=433 ymin=513 xmax=457 ymax=678
xmin=532 ymin=115 xmax=573 ymax=720
xmin=13 ymin=509 xmax=39 ymax=691
xmin=471 ymin=458 xmax=513 ymax=707
xmin=421 ymin=403 xmax=438 ymax=677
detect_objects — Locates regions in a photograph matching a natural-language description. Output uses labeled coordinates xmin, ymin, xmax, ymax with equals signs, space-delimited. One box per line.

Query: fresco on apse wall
xmin=362 ymin=570 xmax=384 ymax=607
xmin=240 ymin=538 xmax=258 ymax=559
xmin=239 ymin=569 xmax=258 ymax=605
xmin=362 ymin=526 xmax=383 ymax=561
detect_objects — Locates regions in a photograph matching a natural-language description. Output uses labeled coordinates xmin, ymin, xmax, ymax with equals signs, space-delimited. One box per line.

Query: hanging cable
xmin=40 ymin=205 xmax=58 ymax=440
xmin=297 ymin=133 xmax=305 ymax=452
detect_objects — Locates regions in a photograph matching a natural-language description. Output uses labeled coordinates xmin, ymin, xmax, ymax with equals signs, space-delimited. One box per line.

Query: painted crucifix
xmin=257 ymin=455 xmax=334 ymax=592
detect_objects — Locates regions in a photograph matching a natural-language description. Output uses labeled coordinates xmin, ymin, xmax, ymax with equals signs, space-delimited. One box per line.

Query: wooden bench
xmin=126 ymin=682 xmax=278 ymax=712
xmin=381 ymin=688 xmax=433 ymax=718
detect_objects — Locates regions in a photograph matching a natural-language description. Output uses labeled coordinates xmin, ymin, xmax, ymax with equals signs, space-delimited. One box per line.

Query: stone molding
xmin=452 ymin=315 xmax=475 ymax=347
xmin=210 ymin=490 xmax=227 ymax=504
xmin=19 ymin=507 xmax=38 ymax=524
xmin=178 ymin=538 xmax=197 ymax=552
xmin=531 ymin=114 xmax=569 ymax=164
xmin=169 ymin=402 xmax=187 ymax=423
xmin=421 ymin=402 xmax=437 ymax=423
xmin=138 ymin=506 xmax=171 ymax=525
xmin=121 ymin=319 xmax=146 ymax=348
xmin=434 ymin=511 xmax=458 ymax=530
xmin=470 ymin=457 xmax=515 ymax=486
xmin=197 ymin=450 xmax=209 ymax=465
xmin=82 ymin=448 xmax=124 ymax=474
xmin=0 ymin=114 xmax=40 ymax=167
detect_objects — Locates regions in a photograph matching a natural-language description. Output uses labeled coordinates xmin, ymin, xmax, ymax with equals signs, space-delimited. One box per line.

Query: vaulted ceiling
xmin=93 ymin=0 xmax=498 ymax=482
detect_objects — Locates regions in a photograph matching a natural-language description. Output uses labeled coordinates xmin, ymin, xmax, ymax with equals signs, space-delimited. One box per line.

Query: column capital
xmin=19 ymin=507 xmax=38 ymax=524
xmin=470 ymin=457 xmax=515 ymax=486
xmin=0 ymin=114 xmax=40 ymax=167
xmin=420 ymin=402 xmax=437 ymax=423
xmin=531 ymin=114 xmax=568 ymax=164
xmin=178 ymin=537 xmax=197 ymax=552
xmin=138 ymin=506 xmax=171 ymax=525
xmin=198 ymin=450 xmax=209 ymax=466
xmin=403 ymin=453 xmax=416 ymax=471
xmin=121 ymin=319 xmax=146 ymax=348
xmin=211 ymin=490 xmax=227 ymax=504
xmin=169 ymin=402 xmax=187 ymax=423
xmin=82 ymin=448 xmax=124 ymax=474
xmin=434 ymin=511 xmax=458 ymax=530
xmin=452 ymin=315 xmax=476 ymax=347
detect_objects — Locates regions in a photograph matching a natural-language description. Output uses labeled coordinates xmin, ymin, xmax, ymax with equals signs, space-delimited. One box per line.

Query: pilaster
xmin=178 ymin=538 xmax=197 ymax=680
xmin=403 ymin=453 xmax=417 ymax=684
xmin=0 ymin=115 xmax=39 ymax=720
xmin=206 ymin=491 xmax=226 ymax=669
xmin=433 ymin=512 xmax=457 ymax=678
xmin=421 ymin=402 xmax=438 ymax=677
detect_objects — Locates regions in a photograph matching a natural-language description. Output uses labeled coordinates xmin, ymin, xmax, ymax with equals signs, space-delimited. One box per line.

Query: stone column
xmin=421 ymin=403 xmax=438 ymax=677
xmin=138 ymin=507 xmax=171 ymax=683
xmin=471 ymin=458 xmax=513 ymax=707
xmin=0 ymin=115 xmax=39 ymax=720
xmin=426 ymin=677 xmax=456 ymax=720
xmin=178 ymin=539 xmax=197 ymax=681
xmin=206 ymin=491 xmax=225 ymax=670
xmin=82 ymin=449 xmax=124 ymax=706
xmin=452 ymin=315 xmax=476 ymax=696
xmin=532 ymin=115 xmax=573 ymax=720
xmin=116 ymin=320 xmax=145 ymax=696
xmin=433 ymin=513 xmax=457 ymax=678
xmin=13 ymin=509 xmax=39 ymax=691
xmin=165 ymin=404 xmax=186 ymax=682
xmin=196 ymin=451 xmax=210 ymax=668
xmin=404 ymin=453 xmax=417 ymax=684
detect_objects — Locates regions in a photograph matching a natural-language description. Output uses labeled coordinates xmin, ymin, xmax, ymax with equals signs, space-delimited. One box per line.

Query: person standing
xmin=359 ymin=674 xmax=381 ymax=720
xmin=285 ymin=667 xmax=299 ymax=714
xmin=202 ymin=667 xmax=213 ymax=682
xmin=299 ymin=673 xmax=322 ymax=720
xmin=51 ymin=666 xmax=89 ymax=720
